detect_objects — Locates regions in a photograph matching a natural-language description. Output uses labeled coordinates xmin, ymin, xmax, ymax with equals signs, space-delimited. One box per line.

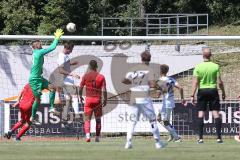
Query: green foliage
xmin=207 ymin=0 xmax=240 ymax=24
xmin=0 ymin=0 xmax=38 ymax=34
xmin=38 ymin=0 xmax=89 ymax=35
xmin=0 ymin=0 xmax=239 ymax=35
xmin=37 ymin=0 xmax=71 ymax=35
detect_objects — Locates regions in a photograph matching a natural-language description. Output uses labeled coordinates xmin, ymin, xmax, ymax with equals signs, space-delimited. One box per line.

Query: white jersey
xmin=126 ymin=67 xmax=154 ymax=104
xmin=58 ymin=52 xmax=74 ymax=85
xmin=159 ymin=76 xmax=178 ymax=108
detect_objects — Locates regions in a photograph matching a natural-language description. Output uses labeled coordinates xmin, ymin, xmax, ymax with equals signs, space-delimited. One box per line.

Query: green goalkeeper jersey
xmin=29 ymin=39 xmax=59 ymax=80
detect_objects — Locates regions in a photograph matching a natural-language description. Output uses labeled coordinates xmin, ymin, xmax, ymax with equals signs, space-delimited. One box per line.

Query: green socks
xmin=31 ymin=100 xmax=39 ymax=119
xmin=49 ymin=91 xmax=55 ymax=109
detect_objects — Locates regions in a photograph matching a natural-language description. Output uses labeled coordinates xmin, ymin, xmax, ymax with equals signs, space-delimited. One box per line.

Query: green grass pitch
xmin=0 ymin=138 xmax=240 ymax=160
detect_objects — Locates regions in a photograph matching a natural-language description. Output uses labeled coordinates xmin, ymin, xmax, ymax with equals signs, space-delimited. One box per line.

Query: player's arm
xmin=58 ymin=66 xmax=80 ymax=79
xmin=79 ymin=76 xmax=85 ymax=103
xmin=122 ymin=78 xmax=131 ymax=84
xmin=149 ymin=80 xmax=157 ymax=88
xmin=174 ymin=83 xmax=186 ymax=105
xmin=79 ymin=86 xmax=84 ymax=103
xmin=191 ymin=67 xmax=199 ymax=105
xmin=39 ymin=29 xmax=64 ymax=55
xmin=58 ymin=54 xmax=80 ymax=79
xmin=190 ymin=76 xmax=198 ymax=105
xmin=122 ymin=72 xmax=133 ymax=85
xmin=102 ymin=78 xmax=107 ymax=107
xmin=148 ymin=69 xmax=161 ymax=98
xmin=149 ymin=80 xmax=162 ymax=98
xmin=70 ymin=61 xmax=78 ymax=65
xmin=217 ymin=71 xmax=226 ymax=100
xmin=12 ymin=89 xmax=24 ymax=107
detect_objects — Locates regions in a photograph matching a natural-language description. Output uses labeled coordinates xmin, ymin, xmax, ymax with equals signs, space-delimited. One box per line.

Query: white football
xmin=66 ymin=23 xmax=76 ymax=32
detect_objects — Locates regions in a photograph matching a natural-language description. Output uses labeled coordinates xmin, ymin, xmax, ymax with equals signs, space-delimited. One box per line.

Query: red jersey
xmin=20 ymin=84 xmax=35 ymax=105
xmin=80 ymin=71 xmax=106 ymax=102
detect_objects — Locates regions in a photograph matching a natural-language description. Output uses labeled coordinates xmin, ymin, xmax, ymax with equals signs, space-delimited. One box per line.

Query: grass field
xmin=0 ymin=138 xmax=240 ymax=160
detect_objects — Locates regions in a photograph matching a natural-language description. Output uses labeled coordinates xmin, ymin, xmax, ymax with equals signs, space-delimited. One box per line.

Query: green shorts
xmin=29 ymin=77 xmax=49 ymax=98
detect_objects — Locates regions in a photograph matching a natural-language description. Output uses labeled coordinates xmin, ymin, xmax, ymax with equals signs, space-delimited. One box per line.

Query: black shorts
xmin=197 ymin=88 xmax=220 ymax=111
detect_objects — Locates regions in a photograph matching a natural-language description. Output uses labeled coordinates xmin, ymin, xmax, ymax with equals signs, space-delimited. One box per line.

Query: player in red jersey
xmin=79 ymin=60 xmax=107 ymax=142
xmin=4 ymin=83 xmax=35 ymax=141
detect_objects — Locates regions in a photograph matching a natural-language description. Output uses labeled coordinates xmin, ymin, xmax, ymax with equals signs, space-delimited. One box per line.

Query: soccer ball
xmin=66 ymin=23 xmax=76 ymax=32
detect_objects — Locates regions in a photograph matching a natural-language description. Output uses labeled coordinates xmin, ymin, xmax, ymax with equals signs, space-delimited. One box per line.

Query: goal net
xmin=0 ymin=35 xmax=240 ymax=141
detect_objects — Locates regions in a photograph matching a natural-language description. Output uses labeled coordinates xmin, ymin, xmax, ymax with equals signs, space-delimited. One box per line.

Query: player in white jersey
xmin=158 ymin=64 xmax=185 ymax=142
xmin=58 ymin=42 xmax=81 ymax=127
xmin=122 ymin=51 xmax=167 ymax=149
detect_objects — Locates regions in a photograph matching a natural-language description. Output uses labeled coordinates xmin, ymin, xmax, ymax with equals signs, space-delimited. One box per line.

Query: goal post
xmin=0 ymin=35 xmax=240 ymax=141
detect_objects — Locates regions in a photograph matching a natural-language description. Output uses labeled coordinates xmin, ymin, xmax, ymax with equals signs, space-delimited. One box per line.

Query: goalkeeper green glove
xmin=54 ymin=29 xmax=64 ymax=39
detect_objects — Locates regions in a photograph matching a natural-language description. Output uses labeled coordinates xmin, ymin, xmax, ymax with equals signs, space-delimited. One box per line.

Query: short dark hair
xmin=31 ymin=40 xmax=40 ymax=48
xmin=89 ymin=60 xmax=98 ymax=70
xmin=160 ymin=64 xmax=169 ymax=75
xmin=141 ymin=51 xmax=151 ymax=62
xmin=64 ymin=42 xmax=74 ymax=50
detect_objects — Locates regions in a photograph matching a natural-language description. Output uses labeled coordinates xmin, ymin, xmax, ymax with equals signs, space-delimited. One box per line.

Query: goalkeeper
xmin=29 ymin=29 xmax=64 ymax=123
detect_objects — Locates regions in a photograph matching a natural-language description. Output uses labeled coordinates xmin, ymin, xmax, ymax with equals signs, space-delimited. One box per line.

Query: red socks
xmin=84 ymin=119 xmax=101 ymax=137
xmin=16 ymin=125 xmax=30 ymax=139
xmin=11 ymin=121 xmax=23 ymax=132
xmin=84 ymin=120 xmax=90 ymax=135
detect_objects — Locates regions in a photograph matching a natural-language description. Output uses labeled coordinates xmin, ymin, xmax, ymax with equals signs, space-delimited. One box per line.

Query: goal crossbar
xmin=0 ymin=35 xmax=240 ymax=41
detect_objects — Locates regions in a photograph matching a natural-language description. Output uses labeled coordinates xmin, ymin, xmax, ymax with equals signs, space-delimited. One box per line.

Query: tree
xmin=38 ymin=0 xmax=89 ymax=35
xmin=207 ymin=0 xmax=240 ymax=24
xmin=0 ymin=0 xmax=38 ymax=34
xmin=38 ymin=0 xmax=70 ymax=34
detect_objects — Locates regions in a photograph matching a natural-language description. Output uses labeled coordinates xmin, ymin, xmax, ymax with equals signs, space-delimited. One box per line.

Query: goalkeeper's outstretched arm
xmin=40 ymin=29 xmax=64 ymax=55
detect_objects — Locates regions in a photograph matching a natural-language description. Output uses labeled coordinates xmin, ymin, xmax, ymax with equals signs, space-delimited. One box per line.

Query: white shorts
xmin=160 ymin=99 xmax=175 ymax=121
xmin=162 ymin=99 xmax=175 ymax=109
xmin=160 ymin=107 xmax=173 ymax=121
xmin=127 ymin=101 xmax=156 ymax=122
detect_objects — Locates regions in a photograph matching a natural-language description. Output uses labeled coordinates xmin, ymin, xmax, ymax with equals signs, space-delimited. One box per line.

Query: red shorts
xmin=84 ymin=101 xmax=102 ymax=118
xmin=19 ymin=101 xmax=33 ymax=123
